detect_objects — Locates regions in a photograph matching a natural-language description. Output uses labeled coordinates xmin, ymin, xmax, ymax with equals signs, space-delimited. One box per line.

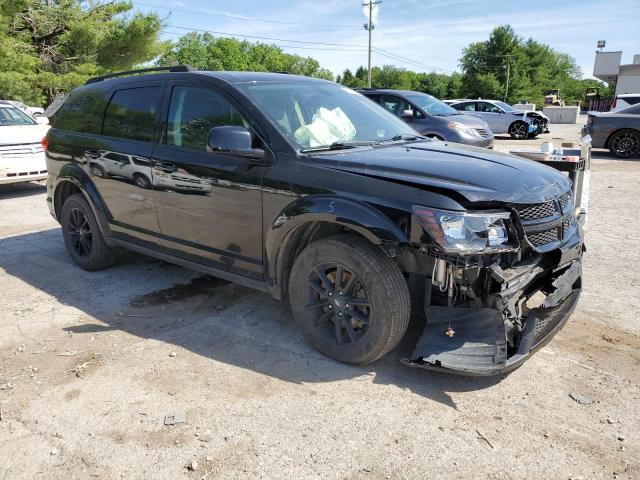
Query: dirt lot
xmin=1 ymin=120 xmax=639 ymax=479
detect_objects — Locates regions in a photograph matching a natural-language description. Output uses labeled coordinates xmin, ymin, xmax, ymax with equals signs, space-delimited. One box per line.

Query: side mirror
xmin=36 ymin=116 xmax=49 ymax=125
xmin=207 ymin=125 xmax=264 ymax=160
xmin=400 ymin=109 xmax=414 ymax=119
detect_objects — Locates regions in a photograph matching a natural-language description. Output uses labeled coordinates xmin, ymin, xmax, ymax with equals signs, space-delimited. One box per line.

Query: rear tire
xmin=289 ymin=234 xmax=410 ymax=365
xmin=608 ymin=129 xmax=640 ymax=158
xmin=509 ymin=121 xmax=529 ymax=139
xmin=61 ymin=194 xmax=116 ymax=271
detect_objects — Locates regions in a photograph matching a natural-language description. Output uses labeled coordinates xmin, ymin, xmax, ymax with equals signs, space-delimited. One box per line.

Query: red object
xmin=41 ymin=136 xmax=49 ymax=152
xmin=611 ymin=98 xmax=616 ymax=109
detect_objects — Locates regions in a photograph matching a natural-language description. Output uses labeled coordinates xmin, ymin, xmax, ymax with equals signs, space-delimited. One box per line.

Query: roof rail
xmin=85 ymin=65 xmax=194 ymax=85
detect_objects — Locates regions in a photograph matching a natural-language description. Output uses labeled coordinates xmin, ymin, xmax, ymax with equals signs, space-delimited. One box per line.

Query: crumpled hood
xmin=310 ymin=141 xmax=570 ymax=204
xmin=0 ymin=124 xmax=49 ymax=145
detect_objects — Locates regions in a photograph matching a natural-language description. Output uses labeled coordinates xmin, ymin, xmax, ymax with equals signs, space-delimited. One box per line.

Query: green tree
xmin=158 ymin=32 xmax=333 ymax=80
xmin=0 ymin=0 xmax=164 ymax=105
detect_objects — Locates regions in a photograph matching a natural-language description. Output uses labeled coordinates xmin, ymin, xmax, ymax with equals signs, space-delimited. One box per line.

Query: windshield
xmin=494 ymin=101 xmax=516 ymax=112
xmin=0 ymin=105 xmax=36 ymax=126
xmin=235 ymin=82 xmax=418 ymax=151
xmin=405 ymin=92 xmax=459 ymax=117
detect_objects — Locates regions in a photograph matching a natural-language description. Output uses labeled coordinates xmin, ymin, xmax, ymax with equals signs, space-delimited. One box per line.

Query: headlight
xmin=446 ymin=122 xmax=479 ymax=137
xmin=412 ymin=206 xmax=518 ymax=255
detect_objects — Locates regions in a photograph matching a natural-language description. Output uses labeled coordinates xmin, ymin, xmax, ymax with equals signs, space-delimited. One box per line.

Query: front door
xmin=151 ymin=83 xmax=264 ymax=278
xmin=476 ymin=101 xmax=506 ymax=133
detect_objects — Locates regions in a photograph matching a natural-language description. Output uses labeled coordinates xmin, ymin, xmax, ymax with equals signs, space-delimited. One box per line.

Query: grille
xmin=474 ymin=128 xmax=491 ymax=138
xmin=533 ymin=305 xmax=564 ymax=344
xmin=0 ymin=143 xmax=43 ymax=157
xmin=558 ymin=193 xmax=570 ymax=211
xmin=515 ymin=201 xmax=556 ymax=220
xmin=527 ymin=227 xmax=559 ymax=246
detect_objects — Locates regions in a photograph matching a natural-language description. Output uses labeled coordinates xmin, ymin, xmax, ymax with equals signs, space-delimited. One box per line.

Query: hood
xmin=0 ymin=124 xmax=49 ymax=145
xmin=445 ymin=113 xmax=491 ymax=130
xmin=309 ymin=141 xmax=570 ymax=204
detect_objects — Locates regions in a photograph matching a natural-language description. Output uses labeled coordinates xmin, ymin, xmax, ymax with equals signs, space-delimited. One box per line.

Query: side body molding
xmin=53 ymin=163 xmax=113 ymax=238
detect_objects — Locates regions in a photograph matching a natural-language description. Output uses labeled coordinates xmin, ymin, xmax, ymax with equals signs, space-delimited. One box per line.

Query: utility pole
xmin=504 ymin=61 xmax=510 ymax=102
xmin=363 ymin=0 xmax=380 ymax=88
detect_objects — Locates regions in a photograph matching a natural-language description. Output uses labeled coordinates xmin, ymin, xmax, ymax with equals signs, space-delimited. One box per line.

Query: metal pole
xmin=504 ymin=61 xmax=510 ymax=102
xmin=363 ymin=1 xmax=380 ymax=88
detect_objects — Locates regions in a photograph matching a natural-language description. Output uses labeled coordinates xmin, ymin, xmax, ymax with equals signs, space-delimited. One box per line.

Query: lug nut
xmin=329 ymin=305 xmax=333 ymax=309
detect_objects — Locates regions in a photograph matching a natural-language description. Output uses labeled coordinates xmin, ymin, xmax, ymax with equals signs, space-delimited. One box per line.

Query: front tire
xmin=133 ymin=173 xmax=151 ymax=189
xmin=608 ymin=129 xmax=640 ymax=158
xmin=509 ymin=121 xmax=529 ymax=139
xmin=61 ymin=194 xmax=116 ymax=271
xmin=289 ymin=234 xmax=410 ymax=365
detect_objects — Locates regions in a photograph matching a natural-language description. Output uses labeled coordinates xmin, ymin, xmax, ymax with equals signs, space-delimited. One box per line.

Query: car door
xmin=84 ymin=83 xmax=165 ymax=245
xmin=378 ymin=94 xmax=423 ymax=130
xmin=476 ymin=101 xmax=506 ymax=133
xmin=150 ymin=82 xmax=265 ymax=279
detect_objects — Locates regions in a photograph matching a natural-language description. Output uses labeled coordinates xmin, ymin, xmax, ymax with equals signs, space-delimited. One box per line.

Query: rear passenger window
xmin=52 ymin=90 xmax=108 ymax=134
xmin=166 ymin=86 xmax=247 ymax=151
xmin=102 ymin=87 xmax=161 ymax=142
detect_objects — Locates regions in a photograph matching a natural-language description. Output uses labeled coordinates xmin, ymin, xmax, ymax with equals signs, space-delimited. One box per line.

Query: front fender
xmin=54 ymin=163 xmax=112 ymax=237
xmin=265 ymin=195 xmax=409 ymax=296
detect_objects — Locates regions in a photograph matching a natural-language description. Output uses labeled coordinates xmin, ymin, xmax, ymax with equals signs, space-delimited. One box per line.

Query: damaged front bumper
xmin=403 ymin=230 xmax=583 ymax=376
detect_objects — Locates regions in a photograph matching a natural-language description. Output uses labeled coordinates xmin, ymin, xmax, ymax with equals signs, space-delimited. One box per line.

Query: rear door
xmin=476 ymin=101 xmax=506 ymax=133
xmin=150 ymin=82 xmax=265 ymax=278
xmin=84 ymin=83 xmax=165 ymax=245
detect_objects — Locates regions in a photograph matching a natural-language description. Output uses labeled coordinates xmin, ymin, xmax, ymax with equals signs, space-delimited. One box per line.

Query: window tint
xmin=102 ymin=87 xmax=161 ymax=142
xmin=379 ymin=95 xmax=413 ymax=116
xmin=167 ymin=86 xmax=247 ymax=150
xmin=52 ymin=90 xmax=108 ymax=134
xmin=103 ymin=152 xmax=129 ymax=163
xmin=454 ymin=102 xmax=475 ymax=112
xmin=477 ymin=102 xmax=501 ymax=113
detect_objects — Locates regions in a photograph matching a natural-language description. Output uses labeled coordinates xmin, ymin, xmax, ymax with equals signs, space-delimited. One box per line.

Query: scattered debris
xmin=164 ymin=410 xmax=186 ymax=426
xmin=617 ymin=436 xmax=625 ymax=442
xmin=117 ymin=312 xmax=152 ymax=318
xmin=17 ymin=345 xmax=25 ymax=353
xmin=0 ymin=383 xmax=14 ymax=390
xmin=475 ymin=429 xmax=494 ymax=449
xmin=215 ymin=304 xmax=225 ymax=310
xmin=50 ymin=448 xmax=59 ymax=456
xmin=168 ymin=351 xmax=177 ymax=358
xmin=199 ymin=430 xmax=213 ymax=442
xmin=569 ymin=393 xmax=594 ymax=405
xmin=186 ymin=460 xmax=199 ymax=471
xmin=58 ymin=351 xmax=82 ymax=357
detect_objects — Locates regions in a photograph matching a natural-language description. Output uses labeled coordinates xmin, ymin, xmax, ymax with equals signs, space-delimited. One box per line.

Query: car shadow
xmin=1 ymin=229 xmax=504 ymax=408
xmin=0 ymin=182 xmax=46 ymax=199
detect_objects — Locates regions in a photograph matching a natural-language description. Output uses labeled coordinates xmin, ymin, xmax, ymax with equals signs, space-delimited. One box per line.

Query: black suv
xmin=44 ymin=66 xmax=583 ymax=375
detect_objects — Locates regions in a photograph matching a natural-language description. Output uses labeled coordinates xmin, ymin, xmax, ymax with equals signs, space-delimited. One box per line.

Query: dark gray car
xmin=582 ymin=104 xmax=640 ymax=158
xmin=357 ymin=89 xmax=494 ymax=148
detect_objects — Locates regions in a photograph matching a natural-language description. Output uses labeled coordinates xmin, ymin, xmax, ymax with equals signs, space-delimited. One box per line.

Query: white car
xmin=0 ymin=101 xmax=50 ymax=185
xmin=611 ymin=93 xmax=640 ymax=112
xmin=4 ymin=100 xmax=45 ymax=117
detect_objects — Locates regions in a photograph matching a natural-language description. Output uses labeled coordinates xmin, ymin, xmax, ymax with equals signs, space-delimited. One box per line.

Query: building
xmin=593 ymin=51 xmax=640 ymax=95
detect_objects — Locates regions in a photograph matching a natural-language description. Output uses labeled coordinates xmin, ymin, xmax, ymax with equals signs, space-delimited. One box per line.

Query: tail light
xmin=611 ymin=98 xmax=617 ymax=109
xmin=41 ymin=136 xmax=49 ymax=152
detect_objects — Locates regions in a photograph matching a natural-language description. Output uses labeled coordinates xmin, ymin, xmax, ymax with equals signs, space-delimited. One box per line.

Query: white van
xmin=611 ymin=93 xmax=640 ymax=112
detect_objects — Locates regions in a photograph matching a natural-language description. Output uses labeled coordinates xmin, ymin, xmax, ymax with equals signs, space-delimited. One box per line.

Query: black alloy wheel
xmin=67 ymin=207 xmax=93 ymax=258
xmin=289 ymin=235 xmax=410 ymax=365
xmin=306 ymin=263 xmax=371 ymax=345
xmin=609 ymin=130 xmax=640 ymax=158
xmin=509 ymin=121 xmax=529 ymax=140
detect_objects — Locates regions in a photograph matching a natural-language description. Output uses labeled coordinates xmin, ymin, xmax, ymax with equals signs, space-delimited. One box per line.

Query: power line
xmin=375 ymin=27 xmax=453 ymax=73
xmin=135 ymin=1 xmax=354 ymax=28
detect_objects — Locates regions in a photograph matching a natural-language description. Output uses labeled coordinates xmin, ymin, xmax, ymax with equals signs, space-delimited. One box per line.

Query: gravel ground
xmin=1 ymin=120 xmax=639 ymax=479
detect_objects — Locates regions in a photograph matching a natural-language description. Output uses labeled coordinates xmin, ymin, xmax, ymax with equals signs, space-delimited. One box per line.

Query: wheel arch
xmin=53 ymin=164 xmax=112 ymax=237
xmin=265 ymin=195 xmax=409 ymax=299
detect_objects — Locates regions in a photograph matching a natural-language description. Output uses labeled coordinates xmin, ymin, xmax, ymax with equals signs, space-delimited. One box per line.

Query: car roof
xmin=616 ymin=93 xmax=640 ymax=98
xmin=86 ymin=70 xmax=331 ymax=87
xmin=357 ymin=88 xmax=430 ymax=96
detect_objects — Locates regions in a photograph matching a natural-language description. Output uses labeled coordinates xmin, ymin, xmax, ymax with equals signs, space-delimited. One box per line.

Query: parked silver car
xmin=447 ymin=99 xmax=549 ymax=139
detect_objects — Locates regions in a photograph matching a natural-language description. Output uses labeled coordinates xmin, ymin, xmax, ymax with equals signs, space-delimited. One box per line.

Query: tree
xmin=157 ymin=32 xmax=333 ymax=80
xmin=0 ymin=0 xmax=164 ymax=105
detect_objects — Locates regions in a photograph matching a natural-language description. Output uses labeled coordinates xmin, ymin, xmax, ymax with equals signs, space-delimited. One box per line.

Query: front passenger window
xmin=167 ymin=86 xmax=248 ymax=151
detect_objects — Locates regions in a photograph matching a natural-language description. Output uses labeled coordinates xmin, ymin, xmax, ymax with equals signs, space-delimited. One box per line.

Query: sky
xmin=133 ymin=0 xmax=640 ymax=79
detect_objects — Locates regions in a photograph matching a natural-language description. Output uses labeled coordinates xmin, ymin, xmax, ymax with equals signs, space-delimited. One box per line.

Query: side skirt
xmin=111 ymin=238 xmax=272 ymax=295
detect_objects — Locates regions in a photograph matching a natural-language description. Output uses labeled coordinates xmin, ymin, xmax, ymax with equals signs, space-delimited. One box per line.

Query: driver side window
xmin=166 ymin=86 xmax=249 ymax=151
xmin=379 ymin=95 xmax=423 ymax=119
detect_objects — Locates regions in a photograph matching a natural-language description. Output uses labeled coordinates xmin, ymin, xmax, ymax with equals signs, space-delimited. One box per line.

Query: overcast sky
xmin=134 ymin=0 xmax=640 ymax=79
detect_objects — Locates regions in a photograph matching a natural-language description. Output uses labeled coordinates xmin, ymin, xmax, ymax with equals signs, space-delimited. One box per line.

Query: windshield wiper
xmin=377 ymin=134 xmax=424 ymax=144
xmin=301 ymin=141 xmax=374 ymax=153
